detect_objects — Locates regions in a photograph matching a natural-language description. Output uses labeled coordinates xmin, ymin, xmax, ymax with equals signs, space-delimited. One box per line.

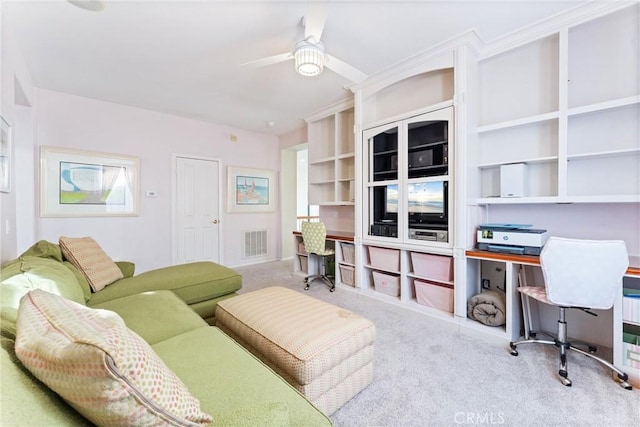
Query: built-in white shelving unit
xmin=474 ymin=4 xmax=639 ymax=204
xmin=306 ymin=100 xmax=356 ymax=206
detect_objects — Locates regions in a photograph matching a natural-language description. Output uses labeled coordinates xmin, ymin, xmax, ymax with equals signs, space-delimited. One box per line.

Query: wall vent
xmin=243 ymin=230 xmax=267 ymax=258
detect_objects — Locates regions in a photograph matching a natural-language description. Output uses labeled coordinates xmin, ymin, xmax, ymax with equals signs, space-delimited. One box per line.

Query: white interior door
xmin=174 ymin=156 xmax=220 ymax=264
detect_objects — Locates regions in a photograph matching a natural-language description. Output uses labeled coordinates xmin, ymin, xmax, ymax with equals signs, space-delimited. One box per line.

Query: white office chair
xmin=301 ymin=222 xmax=335 ymax=292
xmin=509 ymin=236 xmax=632 ymax=389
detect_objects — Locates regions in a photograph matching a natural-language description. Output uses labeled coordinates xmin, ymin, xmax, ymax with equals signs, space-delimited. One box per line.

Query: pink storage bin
xmin=368 ymin=246 xmax=400 ymax=271
xmin=623 ymin=333 xmax=640 ymax=369
xmin=411 ymin=252 xmax=453 ymax=282
xmin=372 ymin=271 xmax=400 ymax=297
xmin=414 ymin=279 xmax=454 ymax=313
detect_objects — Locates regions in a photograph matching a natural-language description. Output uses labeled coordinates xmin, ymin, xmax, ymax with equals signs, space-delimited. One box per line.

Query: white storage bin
xmin=340 ymin=243 xmax=355 ymax=264
xmin=372 ymin=271 xmax=400 ymax=297
xmin=414 ymin=279 xmax=454 ymax=313
xmin=299 ymin=256 xmax=308 ymax=273
xmin=368 ymin=246 xmax=400 ymax=271
xmin=298 ymin=242 xmax=307 ymax=255
xmin=623 ymin=332 xmax=640 ymax=369
xmin=622 ymin=289 xmax=640 ymax=323
xmin=339 ymin=264 xmax=355 ymax=287
xmin=411 ymin=252 xmax=453 ymax=282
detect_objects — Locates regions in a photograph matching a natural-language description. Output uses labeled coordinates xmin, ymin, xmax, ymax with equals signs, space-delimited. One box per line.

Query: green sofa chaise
xmin=0 ymin=241 xmax=332 ymax=426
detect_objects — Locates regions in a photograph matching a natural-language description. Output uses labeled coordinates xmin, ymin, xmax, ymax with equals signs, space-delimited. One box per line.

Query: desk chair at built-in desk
xmin=301 ymin=222 xmax=335 ymax=292
xmin=509 ymin=236 xmax=632 ymax=389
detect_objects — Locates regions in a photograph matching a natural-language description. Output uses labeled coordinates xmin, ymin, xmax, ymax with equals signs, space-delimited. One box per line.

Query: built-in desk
xmin=466 ymin=250 xmax=640 ymax=388
xmin=292 ymin=230 xmax=355 ymax=287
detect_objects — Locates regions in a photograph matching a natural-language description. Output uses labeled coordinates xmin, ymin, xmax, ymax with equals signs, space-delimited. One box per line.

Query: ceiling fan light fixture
xmin=294 ymin=40 xmax=324 ymax=77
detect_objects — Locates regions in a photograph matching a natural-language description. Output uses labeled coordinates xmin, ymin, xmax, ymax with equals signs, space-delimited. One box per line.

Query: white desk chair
xmin=301 ymin=222 xmax=335 ymax=292
xmin=509 ymin=236 xmax=632 ymax=389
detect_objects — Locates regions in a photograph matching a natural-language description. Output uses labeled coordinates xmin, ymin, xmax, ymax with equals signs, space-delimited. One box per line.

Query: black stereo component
xmin=408 ymin=150 xmax=433 ymax=168
xmin=370 ymin=223 xmax=398 ymax=237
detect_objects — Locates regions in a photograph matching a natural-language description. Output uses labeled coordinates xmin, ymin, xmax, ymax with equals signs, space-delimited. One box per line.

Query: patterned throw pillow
xmin=59 ymin=236 xmax=124 ymax=292
xmin=14 ymin=289 xmax=213 ymax=426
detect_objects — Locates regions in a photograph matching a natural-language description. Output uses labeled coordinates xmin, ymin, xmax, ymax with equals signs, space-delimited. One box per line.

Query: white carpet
xmin=235 ymin=260 xmax=640 ymax=427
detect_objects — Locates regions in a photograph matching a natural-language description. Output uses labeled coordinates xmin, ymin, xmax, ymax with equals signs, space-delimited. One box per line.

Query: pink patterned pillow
xmin=59 ymin=236 xmax=124 ymax=292
xmin=14 ymin=290 xmax=212 ymax=426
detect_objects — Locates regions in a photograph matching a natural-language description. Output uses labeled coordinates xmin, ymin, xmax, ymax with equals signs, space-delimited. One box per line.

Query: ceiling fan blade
xmin=304 ymin=2 xmax=328 ymax=41
xmin=325 ymin=54 xmax=367 ymax=83
xmin=241 ymin=52 xmax=292 ymax=68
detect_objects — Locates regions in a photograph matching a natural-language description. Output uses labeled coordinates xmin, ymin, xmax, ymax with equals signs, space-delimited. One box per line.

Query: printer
xmin=476 ymin=223 xmax=548 ymax=256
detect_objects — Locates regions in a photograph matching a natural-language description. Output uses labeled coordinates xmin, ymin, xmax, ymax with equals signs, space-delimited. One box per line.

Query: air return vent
xmin=243 ymin=230 xmax=267 ymax=258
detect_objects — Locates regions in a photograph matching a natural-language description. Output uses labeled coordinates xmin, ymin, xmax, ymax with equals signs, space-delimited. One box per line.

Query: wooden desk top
xmin=293 ymin=230 xmax=354 ymax=242
xmin=466 ymin=250 xmax=640 ymax=277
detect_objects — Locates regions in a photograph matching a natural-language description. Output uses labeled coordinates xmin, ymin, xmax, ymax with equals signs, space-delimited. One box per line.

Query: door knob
xmin=211 ymin=219 xmax=219 ymax=224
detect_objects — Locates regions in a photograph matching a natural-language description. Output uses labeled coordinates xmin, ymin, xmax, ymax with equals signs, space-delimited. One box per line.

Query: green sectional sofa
xmin=0 ymin=242 xmax=332 ymax=426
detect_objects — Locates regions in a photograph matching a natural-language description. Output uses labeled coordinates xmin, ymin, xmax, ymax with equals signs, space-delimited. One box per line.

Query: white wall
xmin=486 ymin=203 xmax=640 ymax=256
xmin=1 ymin=12 xmax=35 ymax=265
xmin=32 ymin=89 xmax=280 ymax=272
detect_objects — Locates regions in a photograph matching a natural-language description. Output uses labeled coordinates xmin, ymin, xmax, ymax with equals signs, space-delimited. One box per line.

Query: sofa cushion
xmin=15 ymin=289 xmax=212 ymax=426
xmin=87 ymin=261 xmax=242 ymax=307
xmin=92 ymin=291 xmax=208 ymax=345
xmin=20 ymin=240 xmax=64 ymax=262
xmin=59 ymin=236 xmax=124 ymax=292
xmin=1 ymin=336 xmax=91 ymax=426
xmin=152 ymin=327 xmax=332 ymax=427
xmin=1 ymin=256 xmax=86 ymax=339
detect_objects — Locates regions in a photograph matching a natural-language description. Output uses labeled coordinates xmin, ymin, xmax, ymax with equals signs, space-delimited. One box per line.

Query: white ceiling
xmin=4 ymin=0 xmax=588 ymax=136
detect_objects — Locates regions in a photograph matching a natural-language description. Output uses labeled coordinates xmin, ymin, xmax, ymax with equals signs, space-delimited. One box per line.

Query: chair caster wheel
xmin=304 ymin=285 xmax=310 ymax=290
xmin=303 ymin=278 xmax=308 ymax=284
xmin=559 ymin=369 xmax=571 ymax=386
xmin=588 ymin=345 xmax=597 ymax=353
xmin=509 ymin=342 xmax=518 ymax=356
xmin=330 ymin=287 xmax=335 ymax=292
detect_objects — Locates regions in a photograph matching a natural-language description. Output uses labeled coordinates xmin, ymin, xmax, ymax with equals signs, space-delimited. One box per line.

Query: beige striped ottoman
xmin=215 ymin=286 xmax=375 ymax=415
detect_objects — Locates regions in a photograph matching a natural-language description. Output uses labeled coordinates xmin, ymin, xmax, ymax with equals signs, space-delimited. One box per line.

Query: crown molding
xmin=478 ymin=0 xmax=637 ymax=59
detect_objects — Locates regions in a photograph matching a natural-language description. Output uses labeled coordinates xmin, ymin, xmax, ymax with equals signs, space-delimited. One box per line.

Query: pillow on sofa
xmin=14 ymin=289 xmax=213 ymax=426
xmin=59 ymin=236 xmax=123 ymax=292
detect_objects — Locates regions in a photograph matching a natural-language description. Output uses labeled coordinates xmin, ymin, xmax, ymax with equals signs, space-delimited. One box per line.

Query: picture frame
xmin=40 ymin=146 xmax=140 ymax=217
xmin=227 ymin=166 xmax=276 ymax=213
xmin=0 ymin=116 xmax=12 ymax=193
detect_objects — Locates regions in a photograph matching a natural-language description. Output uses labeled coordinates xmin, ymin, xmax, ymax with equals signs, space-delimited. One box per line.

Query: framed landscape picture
xmin=40 ymin=146 xmax=139 ymax=217
xmin=227 ymin=166 xmax=276 ymax=213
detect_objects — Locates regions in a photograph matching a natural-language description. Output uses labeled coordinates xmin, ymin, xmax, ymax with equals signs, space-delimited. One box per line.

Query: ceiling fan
xmin=242 ymin=3 xmax=367 ymax=84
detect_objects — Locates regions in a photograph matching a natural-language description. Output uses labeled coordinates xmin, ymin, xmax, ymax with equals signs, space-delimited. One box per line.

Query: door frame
xmin=171 ymin=153 xmax=223 ymax=265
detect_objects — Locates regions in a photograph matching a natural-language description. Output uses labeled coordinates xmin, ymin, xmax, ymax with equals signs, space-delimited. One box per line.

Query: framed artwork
xmin=40 ymin=146 xmax=140 ymax=217
xmin=0 ymin=117 xmax=11 ymax=193
xmin=227 ymin=166 xmax=276 ymax=213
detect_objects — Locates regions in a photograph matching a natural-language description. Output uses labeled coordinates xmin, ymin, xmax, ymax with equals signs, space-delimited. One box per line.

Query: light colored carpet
xmin=235 ymin=260 xmax=640 ymax=427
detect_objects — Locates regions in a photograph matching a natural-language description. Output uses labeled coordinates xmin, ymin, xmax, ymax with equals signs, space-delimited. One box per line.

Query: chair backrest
xmin=301 ymin=222 xmax=327 ymax=255
xmin=540 ymin=236 xmax=629 ymax=309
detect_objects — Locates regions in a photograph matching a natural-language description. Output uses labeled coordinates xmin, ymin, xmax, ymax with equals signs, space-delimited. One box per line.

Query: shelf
xmin=568 ymin=95 xmax=640 ymax=117
xmin=309 ymin=157 xmax=334 ymax=165
xmin=407 ymin=273 xmax=454 ymax=287
xmin=567 ymin=148 xmax=640 ymax=161
xmin=477 ymin=156 xmax=558 ymax=169
xmin=475 ymin=194 xmax=640 ymax=205
xmin=477 ymin=111 xmax=559 ymax=134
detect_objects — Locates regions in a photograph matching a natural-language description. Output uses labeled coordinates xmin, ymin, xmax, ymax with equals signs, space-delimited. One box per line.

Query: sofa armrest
xmin=115 ymin=261 xmax=135 ymax=278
